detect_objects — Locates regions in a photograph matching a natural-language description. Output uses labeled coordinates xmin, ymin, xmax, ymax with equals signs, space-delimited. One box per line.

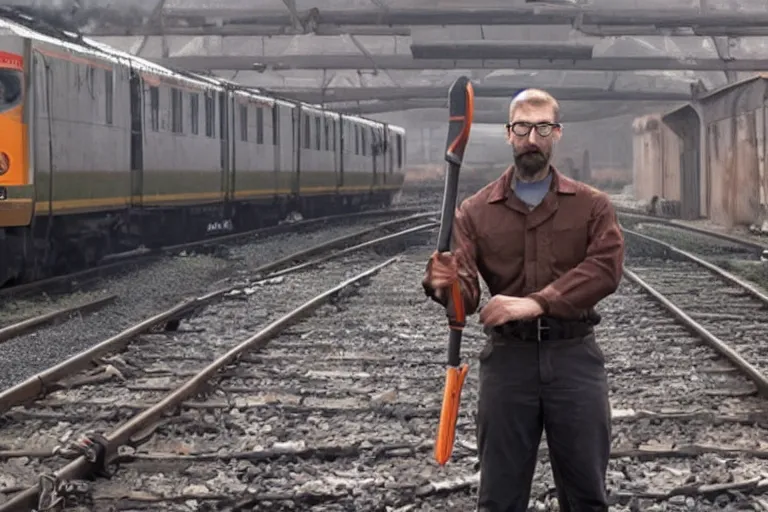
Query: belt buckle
xmin=536 ymin=318 xmax=550 ymax=341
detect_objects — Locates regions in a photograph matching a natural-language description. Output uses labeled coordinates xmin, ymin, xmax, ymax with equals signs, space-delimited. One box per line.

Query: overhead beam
xmin=19 ymin=5 xmax=768 ymax=38
xmin=270 ymin=85 xmax=690 ymax=103
xmin=155 ymin=54 xmax=768 ymax=72
xmin=408 ymin=41 xmax=594 ymax=60
xmin=84 ymin=24 xmax=411 ymax=37
xmin=340 ymin=102 xmax=673 ymax=123
xmin=335 ymin=98 xmax=671 ymax=116
xmin=159 ymin=6 xmax=768 ymax=29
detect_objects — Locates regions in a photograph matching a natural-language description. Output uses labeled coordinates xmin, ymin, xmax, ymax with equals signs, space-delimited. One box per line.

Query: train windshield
xmin=0 ymin=68 xmax=22 ymax=113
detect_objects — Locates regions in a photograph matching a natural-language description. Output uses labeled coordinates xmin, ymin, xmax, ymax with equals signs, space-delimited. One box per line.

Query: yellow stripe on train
xmin=31 ymin=184 xmax=404 ymax=214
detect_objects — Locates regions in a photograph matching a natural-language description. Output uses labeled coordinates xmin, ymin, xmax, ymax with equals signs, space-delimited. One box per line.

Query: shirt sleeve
xmin=527 ymin=193 xmax=624 ymax=318
xmin=422 ymin=202 xmax=482 ymax=316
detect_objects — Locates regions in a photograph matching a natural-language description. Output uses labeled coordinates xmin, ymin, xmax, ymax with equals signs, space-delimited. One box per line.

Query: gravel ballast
xmin=0 ymin=213 xmax=426 ymax=391
xmin=2 ymin=233 xmax=767 ymax=510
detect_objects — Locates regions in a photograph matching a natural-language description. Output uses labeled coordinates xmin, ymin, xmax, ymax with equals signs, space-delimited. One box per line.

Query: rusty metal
xmin=0 ymin=257 xmax=400 ymax=512
xmin=622 ymin=267 xmax=768 ymax=397
xmin=0 ymin=295 xmax=117 ymax=344
xmin=0 ymin=298 xmax=201 ymax=414
xmin=623 ymin=228 xmax=768 ymax=305
xmin=631 ymin=113 xmax=682 ymax=207
xmin=661 ymin=104 xmax=701 ymax=220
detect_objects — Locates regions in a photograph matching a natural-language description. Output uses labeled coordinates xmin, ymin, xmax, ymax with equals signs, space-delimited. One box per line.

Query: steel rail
xmin=0 ymin=221 xmax=435 ymax=414
xmin=245 ymin=212 xmax=436 ymax=279
xmin=0 ymin=295 xmax=118 ymax=344
xmin=0 ymin=207 xmax=434 ymax=300
xmin=615 ymin=208 xmax=768 ymax=253
xmin=622 ymin=230 xmax=768 ymax=397
xmin=623 ymin=228 xmax=768 ymax=305
xmin=0 ymin=257 xmax=401 ymax=511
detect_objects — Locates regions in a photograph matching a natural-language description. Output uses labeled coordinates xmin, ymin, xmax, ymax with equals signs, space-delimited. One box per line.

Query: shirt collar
xmin=487 ymin=164 xmax=577 ymax=203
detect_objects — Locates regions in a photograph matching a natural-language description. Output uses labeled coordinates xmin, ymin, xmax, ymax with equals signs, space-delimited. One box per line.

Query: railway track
xmin=0 ymin=206 xmax=432 ymax=302
xmin=0 ymin=212 xmax=437 ymax=394
xmin=0 ymin=223 xmax=439 ymax=511
xmin=4 ymin=196 xmax=768 ymax=510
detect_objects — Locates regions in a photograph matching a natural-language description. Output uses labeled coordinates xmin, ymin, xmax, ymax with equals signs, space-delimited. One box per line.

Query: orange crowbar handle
xmin=433 ymin=76 xmax=474 ymax=466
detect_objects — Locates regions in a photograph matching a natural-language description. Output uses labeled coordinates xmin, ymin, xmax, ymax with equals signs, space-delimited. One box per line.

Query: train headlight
xmin=0 ymin=152 xmax=9 ymax=176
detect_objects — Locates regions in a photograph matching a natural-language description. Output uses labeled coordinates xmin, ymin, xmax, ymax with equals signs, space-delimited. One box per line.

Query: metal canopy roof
xmin=12 ymin=0 xmax=768 ymax=126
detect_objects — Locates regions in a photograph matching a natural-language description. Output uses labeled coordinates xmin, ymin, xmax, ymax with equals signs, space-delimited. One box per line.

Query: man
xmin=422 ymin=88 xmax=624 ymax=511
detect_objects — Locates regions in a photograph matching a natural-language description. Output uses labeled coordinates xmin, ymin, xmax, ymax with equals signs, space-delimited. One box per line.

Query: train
xmin=0 ymin=10 xmax=407 ymax=287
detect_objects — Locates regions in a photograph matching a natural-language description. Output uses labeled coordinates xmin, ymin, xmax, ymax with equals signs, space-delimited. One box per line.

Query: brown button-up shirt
xmin=423 ymin=165 xmax=624 ymax=321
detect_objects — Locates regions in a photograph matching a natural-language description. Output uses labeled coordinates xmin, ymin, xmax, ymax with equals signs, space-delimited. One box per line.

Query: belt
xmin=492 ymin=316 xmax=594 ymax=342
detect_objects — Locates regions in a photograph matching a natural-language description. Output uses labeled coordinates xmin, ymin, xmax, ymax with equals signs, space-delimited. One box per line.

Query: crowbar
xmin=433 ymin=75 xmax=474 ymax=466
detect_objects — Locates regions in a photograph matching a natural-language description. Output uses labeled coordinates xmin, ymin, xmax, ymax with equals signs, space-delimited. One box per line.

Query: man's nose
xmin=526 ymin=130 xmax=541 ymax=143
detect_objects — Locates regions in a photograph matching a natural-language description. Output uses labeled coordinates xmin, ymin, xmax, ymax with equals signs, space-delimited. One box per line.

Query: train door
xmin=370 ymin=127 xmax=379 ymax=188
xmin=228 ymin=92 xmax=236 ymax=206
xmin=128 ymin=68 xmax=143 ymax=208
xmin=218 ymin=90 xmax=233 ymax=207
xmin=337 ymin=117 xmax=345 ymax=188
xmin=272 ymin=104 xmax=280 ymax=194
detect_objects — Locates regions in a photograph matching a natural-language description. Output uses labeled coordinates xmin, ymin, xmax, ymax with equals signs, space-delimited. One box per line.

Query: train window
xmin=324 ymin=119 xmax=330 ymax=151
xmin=171 ymin=88 xmax=183 ymax=134
xmin=204 ymin=91 xmax=215 ymax=138
xmin=396 ymin=134 xmax=402 ymax=168
xmin=104 ymin=69 xmax=113 ymax=125
xmin=0 ymin=68 xmax=22 ymax=114
xmin=304 ymin=115 xmax=311 ymax=149
xmin=149 ymin=86 xmax=159 ymax=132
xmin=361 ymin=128 xmax=367 ymax=156
xmin=354 ymin=125 xmax=360 ymax=155
xmin=86 ymin=65 xmax=94 ymax=93
xmin=240 ymin=104 xmax=248 ymax=141
xmin=256 ymin=107 xmax=264 ymax=144
xmin=272 ymin=106 xmax=279 ymax=145
xmin=331 ymin=120 xmax=336 ymax=151
xmin=315 ymin=116 xmax=321 ymax=150
xmin=190 ymin=93 xmax=199 ymax=135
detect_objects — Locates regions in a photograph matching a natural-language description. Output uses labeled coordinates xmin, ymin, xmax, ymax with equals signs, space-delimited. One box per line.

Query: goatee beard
xmin=514 ymin=150 xmax=550 ymax=179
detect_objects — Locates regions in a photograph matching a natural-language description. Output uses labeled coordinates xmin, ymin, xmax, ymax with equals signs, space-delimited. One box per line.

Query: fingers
xmin=427 ymin=251 xmax=458 ymax=289
xmin=479 ymin=299 xmax=506 ymax=327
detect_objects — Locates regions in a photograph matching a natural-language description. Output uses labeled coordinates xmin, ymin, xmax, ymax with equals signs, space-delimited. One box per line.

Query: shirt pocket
xmin=549 ymin=219 xmax=589 ymax=268
xmin=478 ymin=225 xmax=525 ymax=263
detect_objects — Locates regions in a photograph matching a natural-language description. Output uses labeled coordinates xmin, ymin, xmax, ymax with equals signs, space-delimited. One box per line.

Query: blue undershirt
xmin=513 ymin=172 xmax=552 ymax=210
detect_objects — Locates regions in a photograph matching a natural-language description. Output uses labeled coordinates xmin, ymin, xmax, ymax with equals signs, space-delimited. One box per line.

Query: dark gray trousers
xmin=475 ymin=332 xmax=611 ymax=512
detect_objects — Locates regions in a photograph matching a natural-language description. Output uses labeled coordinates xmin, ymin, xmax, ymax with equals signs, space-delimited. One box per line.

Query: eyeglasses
xmin=506 ymin=121 xmax=561 ymax=137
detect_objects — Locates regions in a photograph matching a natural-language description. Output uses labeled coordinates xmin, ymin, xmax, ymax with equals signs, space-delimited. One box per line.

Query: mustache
xmin=518 ymin=147 xmax=544 ymax=156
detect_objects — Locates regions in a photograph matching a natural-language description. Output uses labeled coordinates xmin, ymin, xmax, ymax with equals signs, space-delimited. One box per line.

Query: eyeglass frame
xmin=505 ymin=121 xmax=562 ymax=137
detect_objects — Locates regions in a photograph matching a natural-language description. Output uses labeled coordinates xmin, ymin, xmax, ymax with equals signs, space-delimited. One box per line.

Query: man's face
xmin=506 ymin=102 xmax=562 ymax=178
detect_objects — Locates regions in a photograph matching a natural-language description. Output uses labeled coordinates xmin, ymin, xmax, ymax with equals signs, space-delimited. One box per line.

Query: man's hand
xmin=425 ymin=251 xmax=459 ymax=289
xmin=479 ymin=296 xmax=544 ymax=327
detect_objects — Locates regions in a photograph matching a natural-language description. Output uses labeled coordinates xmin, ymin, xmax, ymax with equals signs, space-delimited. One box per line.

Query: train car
xmin=0 ymin=11 xmax=407 ymax=287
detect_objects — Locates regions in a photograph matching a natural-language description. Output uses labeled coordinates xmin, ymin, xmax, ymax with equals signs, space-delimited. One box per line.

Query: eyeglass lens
xmin=508 ymin=122 xmax=555 ymax=137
